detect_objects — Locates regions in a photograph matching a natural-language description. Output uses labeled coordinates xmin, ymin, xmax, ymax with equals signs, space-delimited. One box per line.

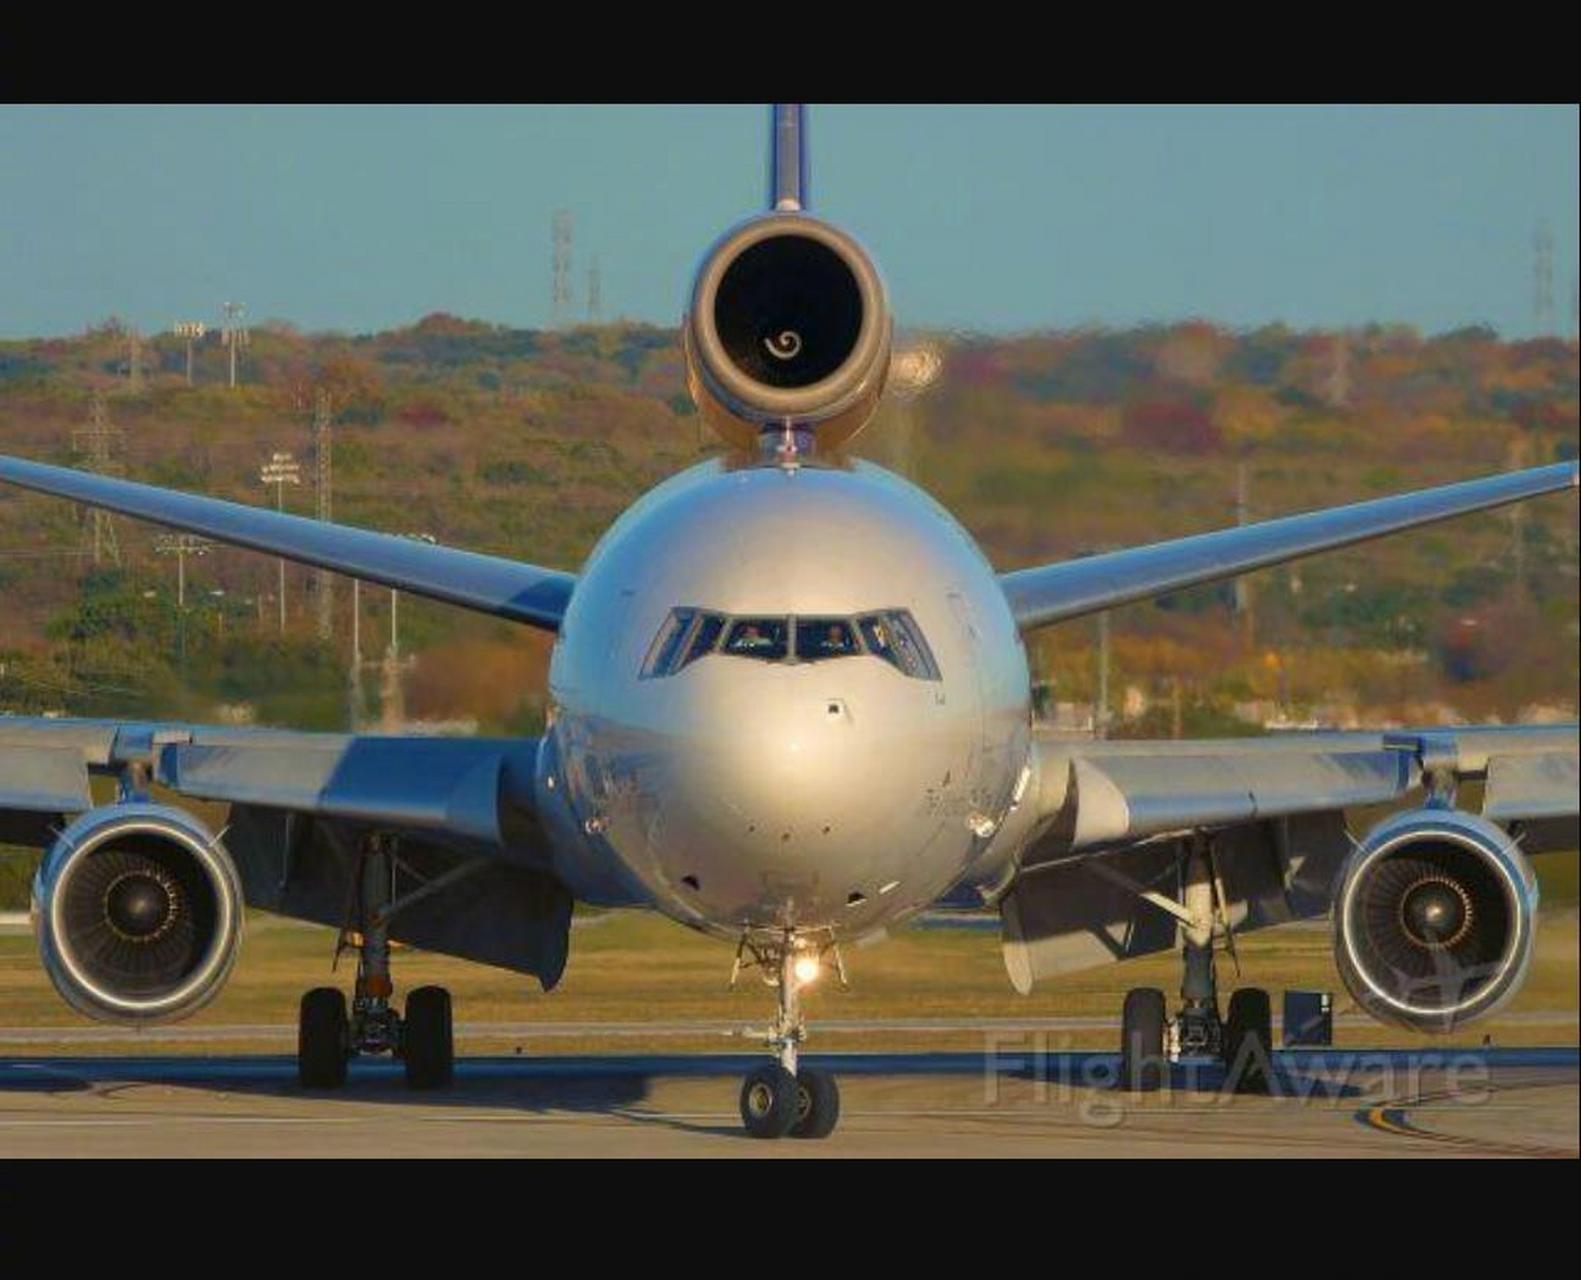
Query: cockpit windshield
xmin=645 ymin=608 xmax=698 ymax=678
xmin=724 ymin=618 xmax=789 ymax=660
xmin=796 ymin=618 xmax=860 ymax=661
xmin=643 ymin=608 xmax=939 ymax=680
xmin=641 ymin=609 xmax=724 ymax=678
xmin=858 ymin=611 xmax=940 ymax=680
xmin=684 ymin=613 xmax=726 ymax=665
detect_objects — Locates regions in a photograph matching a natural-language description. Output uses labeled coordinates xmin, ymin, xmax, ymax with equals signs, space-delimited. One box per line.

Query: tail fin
xmin=769 ymin=103 xmax=807 ymax=211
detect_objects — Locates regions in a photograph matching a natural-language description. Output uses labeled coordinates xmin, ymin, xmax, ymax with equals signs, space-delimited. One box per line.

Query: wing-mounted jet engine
xmin=683 ymin=105 xmax=891 ymax=452
xmin=1333 ymin=805 xmax=1537 ymax=1032
xmin=32 ymin=804 xmax=243 ymax=1024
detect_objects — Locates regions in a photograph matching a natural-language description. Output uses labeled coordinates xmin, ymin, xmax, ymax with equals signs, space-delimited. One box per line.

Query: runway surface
xmin=1 ymin=1011 xmax=1575 ymax=1046
xmin=2 ymin=1047 xmax=1574 ymax=1157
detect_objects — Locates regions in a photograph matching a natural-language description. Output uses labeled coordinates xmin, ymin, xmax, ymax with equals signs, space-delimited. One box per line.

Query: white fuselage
xmin=545 ymin=453 xmax=1032 ymax=939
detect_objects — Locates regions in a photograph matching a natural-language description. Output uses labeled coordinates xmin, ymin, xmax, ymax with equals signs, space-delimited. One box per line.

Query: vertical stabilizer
xmin=769 ymin=103 xmax=807 ymax=211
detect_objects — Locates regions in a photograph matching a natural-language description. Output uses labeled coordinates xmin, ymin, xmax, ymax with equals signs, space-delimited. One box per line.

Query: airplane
xmin=1 ymin=104 xmax=1576 ymax=1140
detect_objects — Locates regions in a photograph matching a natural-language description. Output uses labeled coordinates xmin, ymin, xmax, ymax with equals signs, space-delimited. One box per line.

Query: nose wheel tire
xmin=298 ymin=986 xmax=349 ymax=1089
xmin=1118 ymin=987 xmax=1166 ymax=1092
xmin=1222 ymin=987 xmax=1272 ymax=1093
xmin=740 ymin=1062 xmax=799 ymax=1138
xmin=403 ymin=985 xmax=454 ymax=1089
xmin=790 ymin=1066 xmax=841 ymax=1139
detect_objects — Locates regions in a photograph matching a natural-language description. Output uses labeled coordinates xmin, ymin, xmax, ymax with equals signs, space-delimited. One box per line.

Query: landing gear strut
xmin=296 ymin=835 xmax=454 ymax=1090
xmin=732 ymin=929 xmax=843 ymax=1139
xmin=1115 ymin=837 xmax=1272 ymax=1093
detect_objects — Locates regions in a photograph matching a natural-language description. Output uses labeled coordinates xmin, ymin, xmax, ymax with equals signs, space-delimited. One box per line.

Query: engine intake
xmin=32 ymin=804 xmax=243 ymax=1024
xmin=1333 ymin=807 xmax=1536 ymax=1032
xmin=685 ymin=213 xmax=891 ymax=450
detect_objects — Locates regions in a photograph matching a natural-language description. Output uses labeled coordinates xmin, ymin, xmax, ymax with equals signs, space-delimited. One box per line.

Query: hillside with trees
xmin=1 ymin=315 xmax=1577 ymax=741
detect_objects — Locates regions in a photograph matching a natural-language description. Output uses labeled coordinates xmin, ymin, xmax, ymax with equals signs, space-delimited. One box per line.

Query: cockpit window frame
xmin=641 ymin=607 xmax=728 ymax=679
xmin=641 ymin=606 xmax=942 ymax=681
xmin=857 ymin=609 xmax=941 ymax=681
xmin=683 ymin=613 xmax=727 ymax=667
xmin=640 ymin=607 xmax=697 ymax=680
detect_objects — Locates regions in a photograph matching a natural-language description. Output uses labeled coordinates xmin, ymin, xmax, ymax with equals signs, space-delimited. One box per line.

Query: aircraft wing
xmin=990 ymin=724 xmax=1578 ymax=992
xmin=0 ymin=455 xmax=575 ymax=632
xmin=0 ymin=716 xmax=623 ymax=984
xmin=998 ymin=462 xmax=1576 ymax=630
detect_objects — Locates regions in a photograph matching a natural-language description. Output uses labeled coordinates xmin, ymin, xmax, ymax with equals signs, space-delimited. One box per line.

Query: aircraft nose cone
xmin=694 ymin=693 xmax=861 ymax=841
xmin=651 ymin=665 xmax=968 ymax=925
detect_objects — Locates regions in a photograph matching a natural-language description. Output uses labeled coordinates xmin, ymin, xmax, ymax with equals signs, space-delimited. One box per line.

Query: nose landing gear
xmin=296 ymin=835 xmax=455 ymax=1091
xmin=732 ymin=929 xmax=844 ymax=1139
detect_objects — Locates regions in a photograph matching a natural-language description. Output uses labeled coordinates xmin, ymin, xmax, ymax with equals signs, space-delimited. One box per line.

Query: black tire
xmin=789 ymin=1067 xmax=841 ymax=1139
xmin=1223 ymin=987 xmax=1273 ymax=1094
xmin=298 ymin=987 xmax=348 ymax=1089
xmin=403 ymin=985 xmax=454 ymax=1089
xmin=739 ymin=1062 xmax=798 ymax=1139
xmin=1118 ymin=987 xmax=1167 ymax=1092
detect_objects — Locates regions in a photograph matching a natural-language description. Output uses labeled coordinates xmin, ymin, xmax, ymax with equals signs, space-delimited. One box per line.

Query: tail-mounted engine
xmin=32 ymin=804 xmax=243 ymax=1024
xmin=684 ymin=213 xmax=891 ymax=451
xmin=1333 ymin=806 xmax=1537 ymax=1032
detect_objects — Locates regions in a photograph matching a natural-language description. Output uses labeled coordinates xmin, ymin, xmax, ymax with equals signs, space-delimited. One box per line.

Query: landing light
xmin=793 ymin=954 xmax=821 ymax=986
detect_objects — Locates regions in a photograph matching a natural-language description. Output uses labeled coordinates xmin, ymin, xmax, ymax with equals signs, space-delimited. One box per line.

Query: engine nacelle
xmin=1333 ymin=807 xmax=1537 ymax=1033
xmin=32 ymin=804 xmax=243 ymax=1025
xmin=684 ymin=212 xmax=891 ymax=450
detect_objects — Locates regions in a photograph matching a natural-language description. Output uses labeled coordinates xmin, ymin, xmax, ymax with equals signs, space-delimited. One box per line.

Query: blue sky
xmin=0 ymin=104 xmax=1575 ymax=340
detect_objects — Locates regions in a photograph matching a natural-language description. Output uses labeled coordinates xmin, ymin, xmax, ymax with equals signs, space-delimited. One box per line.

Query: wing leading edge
xmin=999 ymin=461 xmax=1577 ymax=631
xmin=0 ymin=454 xmax=575 ymax=631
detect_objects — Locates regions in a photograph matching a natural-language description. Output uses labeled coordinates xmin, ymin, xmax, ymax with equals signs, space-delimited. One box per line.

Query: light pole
xmin=391 ymin=533 xmax=437 ymax=656
xmin=259 ymin=451 xmax=301 ymax=632
xmin=1095 ymin=609 xmax=1110 ymax=739
xmin=172 ymin=321 xmax=206 ymax=386
xmin=153 ymin=533 xmax=213 ymax=609
xmin=1076 ymin=545 xmax=1114 ymax=739
xmin=221 ymin=302 xmax=248 ymax=389
xmin=154 ymin=534 xmax=213 ymax=669
xmin=377 ymin=533 xmax=435 ymax=731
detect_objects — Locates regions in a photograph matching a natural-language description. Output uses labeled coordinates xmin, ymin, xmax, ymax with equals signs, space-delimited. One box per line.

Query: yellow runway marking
xmin=1360 ymin=1082 xmax=1576 ymax=1158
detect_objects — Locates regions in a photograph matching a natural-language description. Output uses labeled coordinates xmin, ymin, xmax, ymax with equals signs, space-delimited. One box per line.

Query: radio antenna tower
xmin=551 ymin=210 xmax=574 ymax=328
xmin=587 ymin=254 xmax=602 ymax=322
xmin=313 ymin=389 xmax=335 ymax=641
xmin=71 ymin=394 xmax=123 ymax=566
xmin=1533 ymin=222 xmax=1555 ymax=335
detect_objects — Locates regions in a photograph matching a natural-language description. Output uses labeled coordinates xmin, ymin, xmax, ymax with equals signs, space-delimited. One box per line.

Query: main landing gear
xmin=732 ymin=929 xmax=843 ymax=1139
xmin=1115 ymin=837 xmax=1273 ymax=1093
xmin=297 ymin=835 xmax=455 ymax=1091
xmin=1117 ymin=983 xmax=1272 ymax=1092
